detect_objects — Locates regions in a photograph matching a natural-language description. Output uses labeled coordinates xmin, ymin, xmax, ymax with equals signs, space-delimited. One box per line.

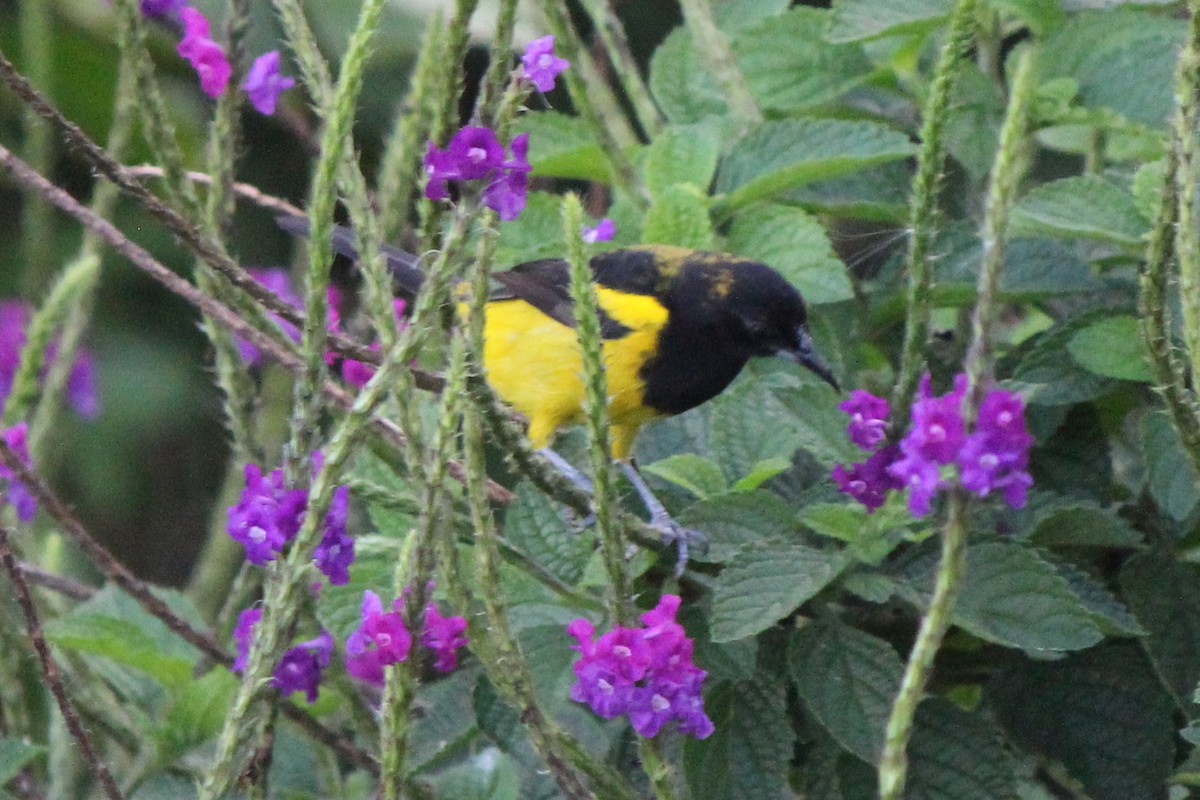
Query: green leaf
xmin=726 ymin=204 xmax=853 ymax=305
xmin=494 ymin=193 xmax=570 ymax=265
xmin=945 ymin=64 xmax=1007 ymax=181
xmin=1026 ymin=498 xmax=1145 ymax=549
xmin=707 ymin=375 xmax=806 ymax=480
xmin=1143 ymin=412 xmax=1200 ymax=521
xmin=678 ymin=490 xmax=800 ymax=563
xmin=516 ymin=112 xmax=610 ymax=183
xmin=800 ymin=502 xmax=914 ymax=564
xmin=1011 ymin=309 xmax=1120 ymax=405
xmin=1121 ymin=552 xmax=1200 ymax=706
xmin=157 ymin=670 xmax=237 ymax=756
xmin=732 ymin=457 xmax=792 ymax=492
xmin=771 ymin=383 xmax=863 ymax=467
xmin=641 ymin=184 xmax=715 ymax=249
xmin=1049 ymin=557 xmax=1146 ymax=638
xmin=951 ymin=542 xmax=1102 ymax=653
xmin=649 ymin=8 xmax=872 ymax=124
xmin=428 ymin=749 xmax=521 ymax=800
xmin=784 ymin=160 xmax=912 ymax=222
xmin=1010 ymin=176 xmax=1148 ymax=246
xmin=826 ymin=0 xmax=952 ymax=42
xmin=643 ymin=454 xmax=728 ymax=499
xmin=684 ymin=681 xmax=791 ymax=800
xmin=315 ymin=538 xmax=401 ymax=641
xmin=43 ymin=585 xmax=200 ymax=690
xmin=989 ymin=643 xmax=1176 ymax=800
xmin=906 ymin=700 xmax=1018 ymax=800
xmin=711 ymin=542 xmax=848 ymax=642
xmin=0 ymin=737 xmax=45 ymax=786
xmin=788 ymin=620 xmax=902 ymax=763
xmin=643 ymin=124 xmax=722 ymax=196
xmin=502 ymin=482 xmax=592 ymax=584
xmin=1040 ymin=10 xmax=1185 ymax=128
xmin=717 ymin=120 xmax=916 ymax=213
xmin=1067 ymin=316 xmax=1154 ymax=382
xmin=932 ymin=226 xmax=1106 ymax=299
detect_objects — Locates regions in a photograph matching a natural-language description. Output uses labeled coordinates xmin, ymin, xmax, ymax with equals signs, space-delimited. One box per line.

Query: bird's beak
xmin=791 ymin=327 xmax=840 ymax=392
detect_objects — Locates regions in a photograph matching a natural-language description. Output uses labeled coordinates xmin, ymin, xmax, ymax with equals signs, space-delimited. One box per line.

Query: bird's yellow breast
xmin=479 ymin=287 xmax=669 ymax=459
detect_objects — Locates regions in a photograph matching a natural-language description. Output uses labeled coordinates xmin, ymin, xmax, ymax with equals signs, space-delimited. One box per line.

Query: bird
xmin=277 ymin=215 xmax=840 ymax=569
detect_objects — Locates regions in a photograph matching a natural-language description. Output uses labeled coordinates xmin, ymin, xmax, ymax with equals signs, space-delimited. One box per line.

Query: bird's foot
xmin=645 ymin=510 xmax=708 ymax=577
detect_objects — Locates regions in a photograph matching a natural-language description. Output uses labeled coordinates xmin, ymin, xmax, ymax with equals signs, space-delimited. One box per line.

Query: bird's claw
xmin=647 ymin=512 xmax=707 ymax=577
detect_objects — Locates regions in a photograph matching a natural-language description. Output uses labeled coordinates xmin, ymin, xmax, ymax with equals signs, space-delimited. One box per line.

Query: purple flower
xmin=424 ymin=129 xmax=531 ymax=220
xmin=582 ymin=218 xmax=616 ymax=244
xmin=273 ymin=630 xmax=333 ymax=703
xmin=226 ymin=463 xmax=308 ymax=565
xmin=1 ymin=423 xmax=36 ymax=522
xmin=314 ymin=486 xmax=354 ymax=585
xmin=839 ymin=390 xmax=890 ymax=451
xmin=176 ymin=7 xmax=232 ymax=98
xmin=567 ymin=594 xmax=712 ymax=740
xmin=903 ymin=373 xmax=967 ymax=465
xmin=231 ymin=606 xmax=262 ymax=673
xmin=0 ymin=299 xmax=99 ymax=418
xmin=422 ymin=603 xmax=469 ymax=673
xmin=833 ymin=445 xmax=904 ymax=513
xmin=140 ymin=0 xmax=185 ymax=19
xmin=242 ymin=50 xmax=295 ymax=116
xmin=236 ymin=269 xmax=302 ymax=366
xmin=887 ymin=450 xmax=942 ymax=516
xmin=521 ymin=35 xmax=570 ymax=92
xmin=339 ymin=299 xmax=407 ymax=387
xmin=345 ymin=590 xmax=412 ymax=686
xmin=957 ymin=388 xmax=1033 ymax=509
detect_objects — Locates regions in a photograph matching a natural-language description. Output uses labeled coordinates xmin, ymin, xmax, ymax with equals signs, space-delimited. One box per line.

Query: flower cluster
xmin=1 ymin=423 xmax=36 ymax=522
xmin=1 ymin=299 xmax=99 ymax=419
xmin=230 ymin=590 xmax=469 ymax=702
xmin=339 ymin=298 xmax=409 ymax=388
xmin=142 ymin=3 xmax=293 ymax=113
xmin=344 ymin=590 xmax=469 ymax=685
xmin=424 ymin=127 xmax=531 ymax=221
xmin=833 ymin=374 xmax=1033 ymax=516
xmin=232 ymin=608 xmax=334 ymax=703
xmin=521 ymin=35 xmax=570 ymax=92
xmin=582 ymin=218 xmax=616 ymax=244
xmin=567 ymin=595 xmax=713 ymax=740
xmin=226 ymin=460 xmax=354 ymax=585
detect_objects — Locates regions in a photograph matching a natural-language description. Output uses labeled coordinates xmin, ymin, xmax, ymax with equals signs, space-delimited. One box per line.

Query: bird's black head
xmin=720 ymin=261 xmax=840 ymax=391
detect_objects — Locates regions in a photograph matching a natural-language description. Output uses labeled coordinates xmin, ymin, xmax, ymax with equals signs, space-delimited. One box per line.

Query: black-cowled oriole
xmin=278 ymin=215 xmax=839 ymax=565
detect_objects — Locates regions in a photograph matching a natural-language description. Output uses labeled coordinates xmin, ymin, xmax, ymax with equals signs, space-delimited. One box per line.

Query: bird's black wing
xmin=493 ymin=258 xmax=631 ymax=339
xmin=275 ymin=215 xmax=426 ymax=295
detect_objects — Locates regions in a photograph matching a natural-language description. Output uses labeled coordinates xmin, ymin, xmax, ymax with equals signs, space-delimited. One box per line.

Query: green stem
xmin=1176 ymin=1 xmax=1200 ymax=409
xmin=677 ymin=0 xmax=761 ymax=134
xmin=575 ymin=0 xmax=664 ymax=138
xmin=878 ymin=46 xmax=1037 ymax=800
xmin=19 ymin=0 xmax=55 ymax=297
xmin=889 ymin=0 xmax=979 ymax=431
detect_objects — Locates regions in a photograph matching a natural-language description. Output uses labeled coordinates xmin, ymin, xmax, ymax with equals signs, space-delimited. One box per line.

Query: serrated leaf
xmin=945 ymin=64 xmax=1006 ymax=181
xmin=1012 ymin=309 xmax=1120 ymax=405
xmin=43 ymin=585 xmax=200 ymax=690
xmin=989 ymin=643 xmax=1176 ymax=800
xmin=784 ymin=160 xmax=912 ymax=222
xmin=718 ymin=120 xmax=916 ymax=213
xmin=428 ymin=749 xmax=521 ymax=800
xmin=707 ymin=376 xmax=807 ymax=480
xmin=1041 ymin=10 xmax=1185 ymax=128
xmin=906 ymin=700 xmax=1018 ymax=800
xmin=1049 ymin=557 xmax=1146 ymax=637
xmin=789 ymin=620 xmax=902 ymax=763
xmin=641 ymin=184 xmax=715 ymax=249
xmin=650 ymin=8 xmax=871 ymax=124
xmin=315 ymin=542 xmax=400 ymax=641
xmin=771 ymin=383 xmax=863 ymax=467
xmin=712 ymin=542 xmax=848 ymax=642
xmin=732 ymin=457 xmax=792 ymax=492
xmin=684 ymin=681 xmax=791 ymax=800
xmin=502 ymin=482 xmax=592 ymax=584
xmin=1026 ymin=501 xmax=1144 ymax=549
xmin=933 ymin=226 xmax=1106 ymax=299
xmin=826 ymin=0 xmax=952 ymax=42
xmin=494 ymin=193 xmax=570 ymax=265
xmin=678 ymin=490 xmax=799 ymax=563
xmin=800 ymin=502 xmax=913 ymax=564
xmin=1010 ymin=176 xmax=1148 ymax=246
xmin=727 ymin=204 xmax=853 ymax=305
xmin=1143 ymin=413 xmax=1200 ymax=520
xmin=950 ymin=542 xmax=1103 ymax=653
xmin=643 ymin=124 xmax=721 ymax=196
xmin=1121 ymin=552 xmax=1200 ymax=706
xmin=1067 ymin=316 xmax=1154 ymax=383
xmin=157 ymin=670 xmax=237 ymax=756
xmin=643 ymin=453 xmax=728 ymax=499
xmin=0 ymin=737 xmax=44 ymax=786
xmin=516 ymin=113 xmax=610 ymax=183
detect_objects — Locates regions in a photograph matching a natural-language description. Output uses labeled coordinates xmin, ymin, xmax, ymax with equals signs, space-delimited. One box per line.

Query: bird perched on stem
xmin=277 ymin=215 xmax=840 ymax=569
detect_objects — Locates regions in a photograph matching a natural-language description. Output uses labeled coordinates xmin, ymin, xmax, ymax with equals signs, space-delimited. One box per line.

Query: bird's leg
xmin=538 ymin=447 xmax=596 ymax=528
xmin=619 ymin=461 xmax=706 ymax=576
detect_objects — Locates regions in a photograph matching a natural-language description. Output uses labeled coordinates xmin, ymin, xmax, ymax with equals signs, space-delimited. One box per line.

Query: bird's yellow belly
xmin=480 ymin=289 xmax=668 ymax=456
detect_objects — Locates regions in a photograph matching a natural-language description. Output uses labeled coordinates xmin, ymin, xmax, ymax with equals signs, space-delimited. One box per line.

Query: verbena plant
xmin=0 ymin=0 xmax=1199 ymax=799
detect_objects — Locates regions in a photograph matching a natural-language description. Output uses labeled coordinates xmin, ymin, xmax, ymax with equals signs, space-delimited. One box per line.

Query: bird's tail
xmin=275 ymin=214 xmax=426 ymax=295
